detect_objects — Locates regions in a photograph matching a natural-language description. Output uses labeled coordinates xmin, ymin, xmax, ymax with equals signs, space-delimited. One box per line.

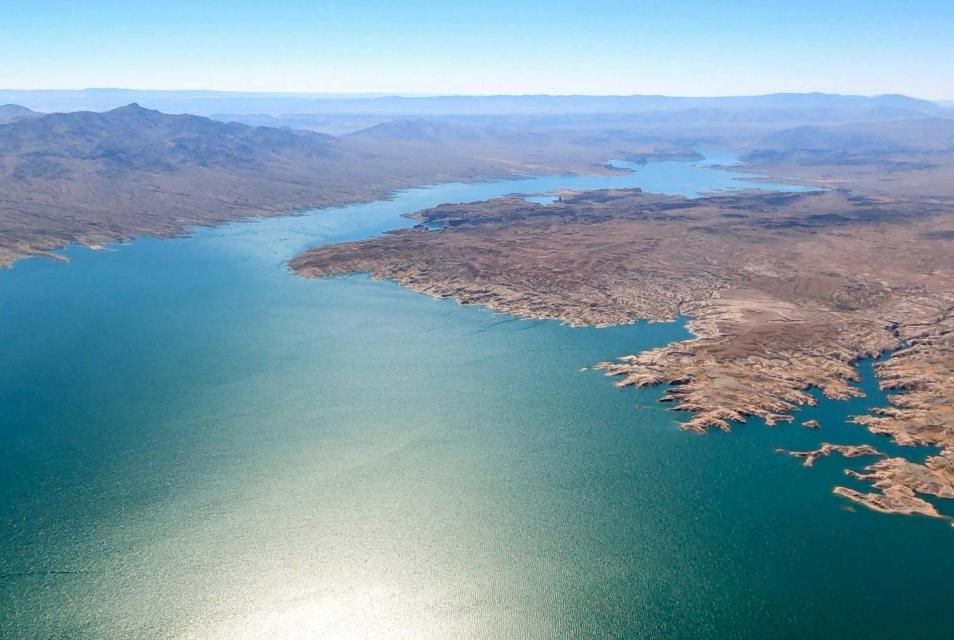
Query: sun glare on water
xmin=186 ymin=583 xmax=462 ymax=640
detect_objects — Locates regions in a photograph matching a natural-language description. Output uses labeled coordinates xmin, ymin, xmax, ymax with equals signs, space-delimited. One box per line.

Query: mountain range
xmin=0 ymin=90 xmax=942 ymax=122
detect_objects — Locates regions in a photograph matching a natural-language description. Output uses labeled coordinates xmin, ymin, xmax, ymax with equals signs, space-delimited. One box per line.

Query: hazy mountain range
xmin=0 ymin=89 xmax=940 ymax=114
xmin=4 ymin=92 xmax=947 ymax=141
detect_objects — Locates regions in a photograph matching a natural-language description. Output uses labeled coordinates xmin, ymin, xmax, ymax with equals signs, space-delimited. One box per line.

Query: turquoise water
xmin=1 ymin=158 xmax=951 ymax=639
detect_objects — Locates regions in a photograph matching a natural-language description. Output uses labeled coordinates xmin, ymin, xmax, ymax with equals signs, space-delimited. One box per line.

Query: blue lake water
xmin=1 ymin=157 xmax=951 ymax=639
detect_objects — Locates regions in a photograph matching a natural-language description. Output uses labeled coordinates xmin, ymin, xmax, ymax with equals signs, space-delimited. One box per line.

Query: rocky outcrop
xmin=781 ymin=443 xmax=884 ymax=467
xmin=596 ymin=293 xmax=896 ymax=433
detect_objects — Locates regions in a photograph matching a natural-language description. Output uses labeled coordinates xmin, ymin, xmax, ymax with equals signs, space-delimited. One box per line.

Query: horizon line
xmin=0 ymin=87 xmax=946 ymax=102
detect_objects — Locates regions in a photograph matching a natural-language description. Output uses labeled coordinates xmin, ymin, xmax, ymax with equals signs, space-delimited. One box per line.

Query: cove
xmin=1 ymin=156 xmax=952 ymax=639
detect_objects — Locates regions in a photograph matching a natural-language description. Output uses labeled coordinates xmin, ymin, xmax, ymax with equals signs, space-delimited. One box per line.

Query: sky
xmin=3 ymin=0 xmax=953 ymax=99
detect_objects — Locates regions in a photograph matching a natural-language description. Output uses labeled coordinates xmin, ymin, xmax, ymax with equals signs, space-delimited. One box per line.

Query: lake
xmin=1 ymin=157 xmax=951 ymax=639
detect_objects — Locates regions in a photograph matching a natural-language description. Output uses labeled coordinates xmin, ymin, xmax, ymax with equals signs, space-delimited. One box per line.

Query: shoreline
xmin=0 ymin=161 xmax=633 ymax=270
xmin=290 ymin=184 xmax=954 ymax=522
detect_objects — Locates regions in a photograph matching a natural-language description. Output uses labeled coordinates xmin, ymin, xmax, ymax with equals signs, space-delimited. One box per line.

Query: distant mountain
xmin=763 ymin=118 xmax=954 ymax=149
xmin=0 ymin=90 xmax=939 ymax=122
xmin=315 ymin=92 xmax=942 ymax=117
xmin=1 ymin=103 xmax=334 ymax=179
xmin=345 ymin=119 xmax=500 ymax=142
xmin=0 ymin=104 xmax=41 ymax=124
xmin=745 ymin=117 xmax=954 ymax=165
xmin=209 ymin=112 xmax=395 ymax=136
xmin=343 ymin=118 xmax=705 ymax=165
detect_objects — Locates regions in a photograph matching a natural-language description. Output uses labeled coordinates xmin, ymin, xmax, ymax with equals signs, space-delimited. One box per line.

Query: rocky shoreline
xmin=290 ymin=187 xmax=954 ymax=522
xmin=780 ymin=443 xmax=884 ymax=467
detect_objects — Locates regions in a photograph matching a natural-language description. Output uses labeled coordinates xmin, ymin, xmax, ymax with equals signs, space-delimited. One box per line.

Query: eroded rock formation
xmin=780 ymin=443 xmax=884 ymax=467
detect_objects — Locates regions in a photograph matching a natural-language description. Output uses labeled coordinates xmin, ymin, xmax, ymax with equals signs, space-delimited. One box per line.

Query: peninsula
xmin=291 ymin=159 xmax=954 ymax=520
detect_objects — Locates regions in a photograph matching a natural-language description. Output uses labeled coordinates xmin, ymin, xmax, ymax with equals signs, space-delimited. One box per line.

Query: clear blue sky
xmin=3 ymin=0 xmax=952 ymax=98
